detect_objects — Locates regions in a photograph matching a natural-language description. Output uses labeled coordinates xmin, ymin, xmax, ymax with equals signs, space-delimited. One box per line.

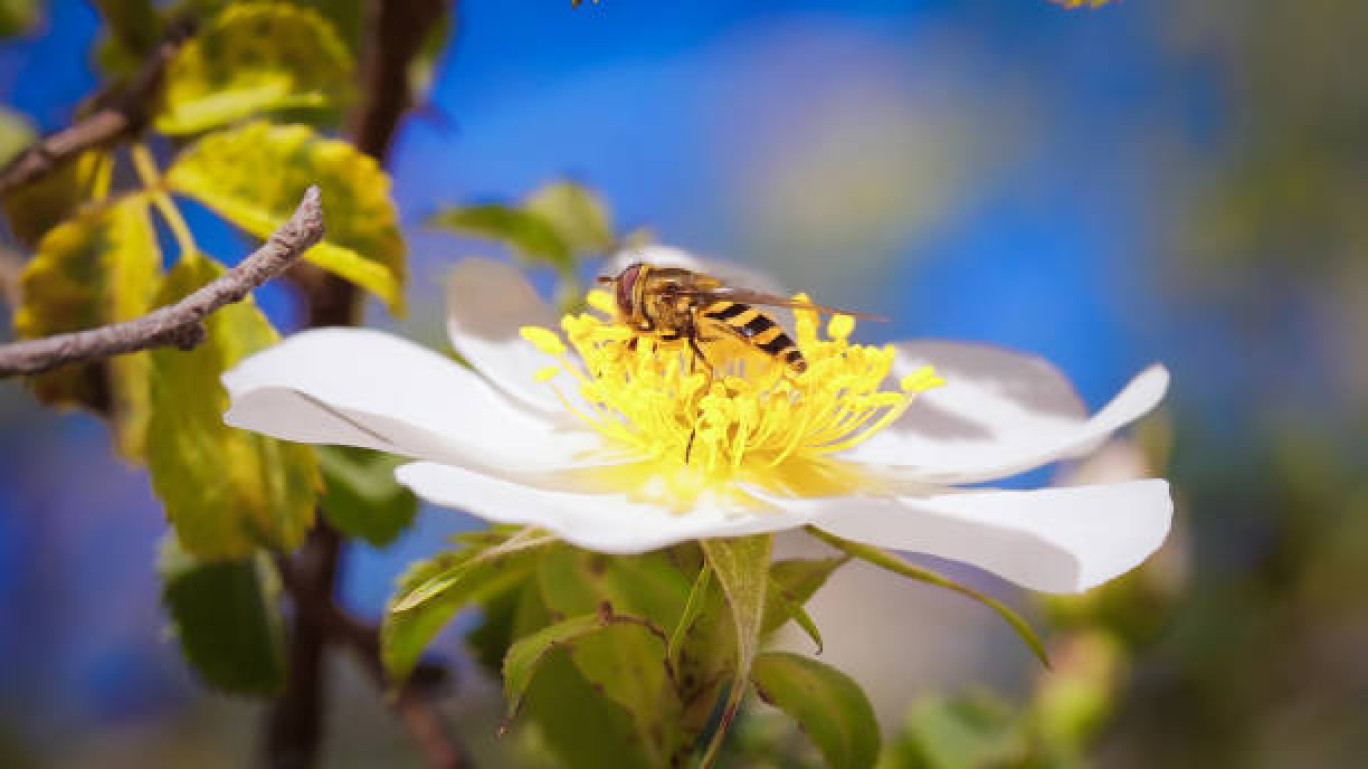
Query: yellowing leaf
xmin=13 ymin=193 xmax=159 ymax=457
xmin=145 ymin=254 xmax=318 ymax=559
xmin=166 ymin=121 xmax=405 ymax=311
xmin=155 ymin=3 xmax=353 ymax=135
xmin=3 ymin=150 xmax=112 ymax=247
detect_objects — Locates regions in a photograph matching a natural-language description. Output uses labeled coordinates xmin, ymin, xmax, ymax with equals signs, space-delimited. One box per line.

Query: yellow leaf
xmin=155 ymin=3 xmax=353 ymax=135
xmin=145 ymin=254 xmax=318 ymax=559
xmin=166 ymin=121 xmax=405 ymax=312
xmin=3 ymin=151 xmax=112 ymax=247
xmin=13 ymin=194 xmax=159 ymax=457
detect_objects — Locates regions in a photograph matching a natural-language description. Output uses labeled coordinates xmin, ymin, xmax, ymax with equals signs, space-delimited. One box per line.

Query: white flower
xmin=221 ymin=248 xmax=1172 ymax=594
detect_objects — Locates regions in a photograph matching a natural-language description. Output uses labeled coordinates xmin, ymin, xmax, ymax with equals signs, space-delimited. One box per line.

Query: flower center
xmin=520 ymin=290 xmax=941 ymax=509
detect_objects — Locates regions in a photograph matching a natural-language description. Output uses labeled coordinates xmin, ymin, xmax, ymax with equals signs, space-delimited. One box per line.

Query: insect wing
xmin=675 ymin=286 xmax=887 ymax=321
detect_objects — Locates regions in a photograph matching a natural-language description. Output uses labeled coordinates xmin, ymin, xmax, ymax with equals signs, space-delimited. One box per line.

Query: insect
xmin=596 ymin=262 xmax=883 ymax=375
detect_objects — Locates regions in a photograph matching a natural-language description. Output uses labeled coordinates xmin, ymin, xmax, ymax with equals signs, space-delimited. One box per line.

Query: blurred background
xmin=2 ymin=0 xmax=1366 ymax=766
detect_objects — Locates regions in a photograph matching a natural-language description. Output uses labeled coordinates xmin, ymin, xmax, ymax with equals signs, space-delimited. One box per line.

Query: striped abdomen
xmin=701 ymin=301 xmax=807 ymax=373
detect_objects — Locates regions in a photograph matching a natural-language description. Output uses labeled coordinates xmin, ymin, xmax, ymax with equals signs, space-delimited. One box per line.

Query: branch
xmin=275 ymin=551 xmax=467 ymax=769
xmin=0 ymin=19 xmax=193 ymax=197
xmin=0 ymin=187 xmax=324 ymax=379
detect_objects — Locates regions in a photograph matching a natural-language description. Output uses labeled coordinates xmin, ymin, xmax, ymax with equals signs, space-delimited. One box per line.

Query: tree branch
xmin=0 ymin=18 xmax=193 ymax=197
xmin=0 ymin=186 xmax=324 ymax=378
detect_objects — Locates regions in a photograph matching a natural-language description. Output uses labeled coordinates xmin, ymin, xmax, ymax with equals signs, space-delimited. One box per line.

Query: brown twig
xmin=0 ymin=187 xmax=324 ymax=379
xmin=0 ymin=248 xmax=21 ymax=308
xmin=0 ymin=19 xmax=193 ymax=197
xmin=270 ymin=3 xmax=460 ymax=769
xmin=275 ymin=554 xmax=467 ymax=769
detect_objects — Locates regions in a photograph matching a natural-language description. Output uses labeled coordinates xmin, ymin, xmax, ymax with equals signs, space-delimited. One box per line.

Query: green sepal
xmin=808 ymin=527 xmax=1050 ymax=667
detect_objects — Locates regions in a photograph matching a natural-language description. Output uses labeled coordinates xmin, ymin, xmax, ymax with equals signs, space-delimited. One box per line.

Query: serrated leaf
xmin=502 ymin=606 xmax=666 ymax=727
xmin=699 ymin=535 xmax=773 ymax=764
xmin=502 ymin=584 xmax=655 ymax=769
xmin=382 ymin=529 xmax=550 ymax=682
xmin=317 ymin=445 xmax=416 ymax=547
xmin=156 ymin=3 xmax=353 ymax=135
xmin=145 ymin=254 xmax=318 ymax=559
xmin=159 ymin=537 xmax=286 ymax=695
xmin=13 ymin=193 xmax=157 ymax=457
xmin=525 ymin=180 xmax=615 ymax=254
xmin=808 ymin=528 xmax=1050 ymax=667
xmin=751 ymin=652 xmax=880 ymax=769
xmin=429 ymin=204 xmax=572 ymax=270
xmin=535 ymin=548 xmax=687 ymax=762
xmin=762 ymin=556 xmax=848 ymax=638
xmin=166 ymin=121 xmax=405 ymax=311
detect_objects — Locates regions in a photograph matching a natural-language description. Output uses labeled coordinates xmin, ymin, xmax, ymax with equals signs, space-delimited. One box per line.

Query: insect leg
xmin=684 ymin=318 xmax=714 ymax=464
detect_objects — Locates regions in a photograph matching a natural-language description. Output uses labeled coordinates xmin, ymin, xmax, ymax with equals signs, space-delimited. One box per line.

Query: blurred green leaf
xmin=881 ymin=694 xmax=1023 ymax=769
xmin=159 ymin=538 xmax=286 ymax=695
xmin=145 ymin=253 xmax=318 ymax=559
xmin=156 ymin=3 xmax=352 ymax=135
xmin=0 ymin=0 xmax=40 ymax=37
xmin=3 ymin=150 xmax=111 ymax=248
xmin=13 ymin=193 xmax=157 ymax=458
xmin=429 ymin=204 xmax=573 ymax=270
xmin=525 ymin=180 xmax=615 ymax=254
xmin=166 ymin=121 xmax=405 ymax=311
xmin=0 ymin=105 xmax=34 ymax=167
xmin=317 ymin=445 xmax=416 ymax=547
xmin=90 ymin=0 xmax=160 ymax=59
xmin=668 ymin=561 xmax=711 ymax=666
xmin=751 ymin=651 xmax=880 ymax=769
xmin=809 ymin=528 xmax=1049 ymax=667
xmin=382 ymin=529 xmax=549 ymax=683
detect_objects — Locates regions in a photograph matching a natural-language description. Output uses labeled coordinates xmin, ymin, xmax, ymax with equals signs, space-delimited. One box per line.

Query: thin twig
xmin=0 ymin=19 xmax=194 ymax=197
xmin=275 ymin=552 xmax=467 ymax=769
xmin=0 ymin=187 xmax=324 ymax=378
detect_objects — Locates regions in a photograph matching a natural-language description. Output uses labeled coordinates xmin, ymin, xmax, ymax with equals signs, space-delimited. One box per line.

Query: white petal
xmin=846 ymin=341 xmax=1169 ymax=483
xmin=786 ymin=479 xmax=1173 ymax=594
xmin=395 ymin=461 xmax=818 ymax=554
xmin=222 ymin=327 xmax=599 ymax=474
xmin=445 ymin=257 xmax=567 ymax=414
xmin=605 ymin=244 xmax=788 ymax=295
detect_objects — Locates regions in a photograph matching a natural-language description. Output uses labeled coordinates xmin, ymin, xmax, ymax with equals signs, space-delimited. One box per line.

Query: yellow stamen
xmin=522 ymin=292 xmax=942 ymax=508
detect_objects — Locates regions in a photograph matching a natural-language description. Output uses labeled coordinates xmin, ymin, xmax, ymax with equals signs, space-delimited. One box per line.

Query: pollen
xmin=519 ymin=294 xmax=940 ymax=508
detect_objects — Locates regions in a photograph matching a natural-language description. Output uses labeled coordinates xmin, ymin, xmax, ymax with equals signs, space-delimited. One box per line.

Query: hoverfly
xmin=596 ymin=262 xmax=884 ymax=375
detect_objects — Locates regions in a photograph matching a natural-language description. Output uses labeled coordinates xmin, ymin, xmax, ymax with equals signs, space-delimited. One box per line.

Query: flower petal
xmin=395 ymin=461 xmax=819 ymax=554
xmin=846 ymin=342 xmax=1169 ymax=483
xmin=777 ymin=479 xmax=1173 ymax=593
xmin=445 ymin=257 xmax=568 ymax=414
xmin=222 ymin=327 xmax=599 ymax=474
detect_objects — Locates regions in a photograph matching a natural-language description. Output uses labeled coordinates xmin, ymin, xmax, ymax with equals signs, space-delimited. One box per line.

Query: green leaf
xmin=751 ymin=652 xmax=880 ymax=769
xmin=159 ymin=537 xmax=286 ymax=695
xmin=90 ymin=0 xmax=160 ymax=59
xmin=13 ymin=193 xmax=157 ymax=458
xmin=808 ymin=528 xmax=1050 ymax=667
xmin=762 ymin=556 xmax=848 ymax=638
xmin=3 ymin=150 xmax=112 ymax=248
xmin=0 ymin=0 xmax=40 ymax=37
xmin=766 ymin=577 xmax=824 ymax=653
xmin=156 ymin=3 xmax=353 ymax=135
xmin=381 ymin=529 xmax=550 ymax=682
xmin=502 ymin=605 xmax=667 ymax=727
xmin=429 ymin=204 xmax=573 ymax=270
xmin=166 ymin=121 xmax=405 ymax=311
xmin=535 ymin=549 xmax=687 ymax=763
xmin=502 ymin=584 xmax=656 ymax=769
xmin=0 ymin=105 xmax=34 ymax=167
xmin=668 ymin=562 xmax=711 ymax=666
xmin=525 ymin=180 xmax=615 ymax=254
xmin=317 ymin=445 xmax=416 ymax=547
xmin=884 ymin=694 xmax=1023 ymax=769
xmin=145 ymin=254 xmax=318 ymax=559
xmin=699 ymin=535 xmax=773 ymax=766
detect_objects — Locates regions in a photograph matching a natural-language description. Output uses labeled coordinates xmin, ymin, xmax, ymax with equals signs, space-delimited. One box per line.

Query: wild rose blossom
xmin=222 ymin=247 xmax=1171 ymax=593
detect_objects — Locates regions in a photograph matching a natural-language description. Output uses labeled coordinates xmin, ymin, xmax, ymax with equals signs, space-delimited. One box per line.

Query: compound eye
xmin=615 ymin=263 xmax=642 ymax=317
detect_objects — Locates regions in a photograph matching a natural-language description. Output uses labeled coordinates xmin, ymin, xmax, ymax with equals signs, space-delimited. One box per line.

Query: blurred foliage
xmin=316 ymin=446 xmax=417 ymax=547
xmin=0 ymin=0 xmax=39 ymax=38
